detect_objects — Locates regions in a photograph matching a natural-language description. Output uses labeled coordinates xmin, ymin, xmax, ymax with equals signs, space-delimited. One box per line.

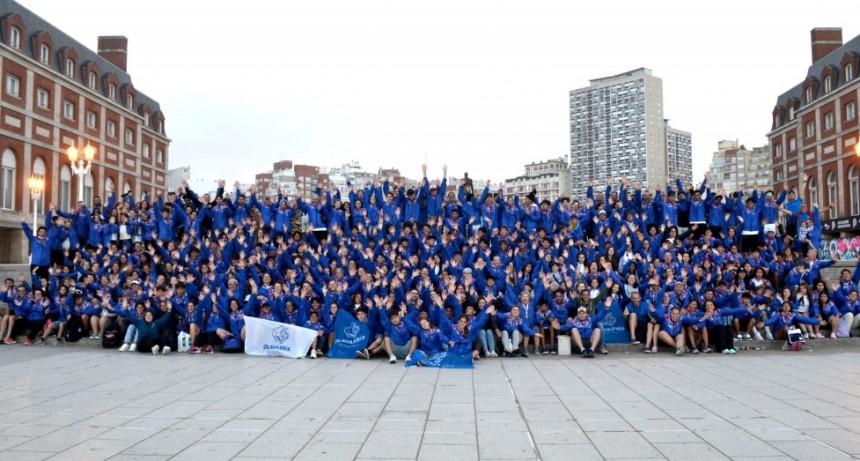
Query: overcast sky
xmin=31 ymin=0 xmax=860 ymax=186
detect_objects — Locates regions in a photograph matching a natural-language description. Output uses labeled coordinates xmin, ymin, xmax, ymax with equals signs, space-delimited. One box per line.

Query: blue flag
xmin=405 ymin=350 xmax=474 ymax=369
xmin=327 ymin=309 xmax=370 ymax=359
xmin=598 ymin=301 xmax=630 ymax=344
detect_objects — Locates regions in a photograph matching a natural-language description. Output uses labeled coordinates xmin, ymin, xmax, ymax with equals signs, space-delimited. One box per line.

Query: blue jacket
xmin=22 ymin=222 xmax=50 ymax=267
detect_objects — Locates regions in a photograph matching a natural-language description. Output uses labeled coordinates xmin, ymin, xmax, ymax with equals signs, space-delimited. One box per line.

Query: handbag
xmin=220 ymin=335 xmax=243 ymax=353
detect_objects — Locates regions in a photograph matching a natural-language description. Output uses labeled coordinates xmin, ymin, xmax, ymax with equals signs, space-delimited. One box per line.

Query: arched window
xmin=1 ymin=149 xmax=15 ymax=210
xmin=827 ymin=172 xmax=837 ymax=219
xmin=105 ymin=177 xmax=115 ymax=197
xmin=850 ymin=166 xmax=859 ymax=216
xmin=32 ymin=158 xmax=46 ymax=214
xmin=60 ymin=165 xmax=71 ymax=211
xmin=84 ymin=172 xmax=94 ymax=208
xmin=123 ymin=182 xmax=132 ymax=197
xmin=809 ymin=177 xmax=819 ymax=210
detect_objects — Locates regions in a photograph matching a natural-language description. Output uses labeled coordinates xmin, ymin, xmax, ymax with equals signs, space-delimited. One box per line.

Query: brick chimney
xmin=811 ymin=28 xmax=842 ymax=64
xmin=97 ymin=36 xmax=128 ymax=71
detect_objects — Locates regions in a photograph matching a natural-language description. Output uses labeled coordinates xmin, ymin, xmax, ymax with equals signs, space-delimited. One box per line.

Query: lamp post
xmin=67 ymin=143 xmax=96 ymax=204
xmin=27 ymin=176 xmax=44 ymax=230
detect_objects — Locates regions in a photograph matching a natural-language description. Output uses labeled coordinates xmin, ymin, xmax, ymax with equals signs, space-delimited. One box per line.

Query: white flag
xmin=244 ymin=316 xmax=318 ymax=358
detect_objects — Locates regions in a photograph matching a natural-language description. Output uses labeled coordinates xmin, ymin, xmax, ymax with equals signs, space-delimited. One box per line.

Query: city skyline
xmin=22 ymin=0 xmax=860 ymax=186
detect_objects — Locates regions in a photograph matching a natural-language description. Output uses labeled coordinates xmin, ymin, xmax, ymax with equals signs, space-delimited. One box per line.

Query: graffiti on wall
xmin=819 ymin=237 xmax=860 ymax=261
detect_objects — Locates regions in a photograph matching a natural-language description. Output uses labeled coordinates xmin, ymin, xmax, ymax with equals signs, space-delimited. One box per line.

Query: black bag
xmin=101 ymin=322 xmax=122 ymax=349
xmin=64 ymin=316 xmax=84 ymax=342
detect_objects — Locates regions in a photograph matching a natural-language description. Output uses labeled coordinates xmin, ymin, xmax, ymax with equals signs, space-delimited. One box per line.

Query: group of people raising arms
xmin=1 ymin=166 xmax=856 ymax=361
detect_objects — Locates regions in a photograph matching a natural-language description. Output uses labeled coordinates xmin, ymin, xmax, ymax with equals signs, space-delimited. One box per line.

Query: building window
xmin=788 ymin=137 xmax=796 ymax=151
xmin=805 ymin=86 xmax=813 ymax=104
xmin=65 ymin=59 xmax=75 ymax=79
xmin=809 ymin=177 xmax=818 ymax=210
xmin=36 ymin=88 xmax=49 ymax=109
xmin=126 ymin=94 xmax=133 ymax=110
xmin=805 ymin=120 xmax=815 ymax=138
xmin=142 ymin=144 xmax=150 ymax=158
xmin=827 ymin=172 xmax=837 ymax=219
xmin=847 ymin=102 xmax=856 ymax=122
xmin=88 ymin=71 xmax=97 ymax=90
xmin=109 ymin=83 xmax=116 ymax=100
xmin=32 ymin=158 xmax=46 ymax=215
xmin=774 ymin=143 xmax=783 ymax=158
xmin=5 ymin=73 xmax=19 ymax=98
xmin=825 ymin=111 xmax=834 ymax=130
xmin=9 ymin=27 xmax=20 ymax=50
xmin=125 ymin=128 xmax=134 ymax=145
xmin=107 ymin=120 xmax=116 ymax=137
xmin=158 ymin=120 xmax=164 ymax=134
xmin=824 ymin=75 xmax=832 ymax=94
xmin=63 ymin=100 xmax=75 ymax=120
xmin=60 ymin=165 xmax=71 ymax=211
xmin=39 ymin=43 xmax=50 ymax=65
xmin=846 ymin=64 xmax=854 ymax=83
xmin=773 ymin=114 xmax=780 ymax=128
xmin=86 ymin=111 xmax=97 ymax=129
xmin=156 ymin=149 xmax=163 ymax=163
xmin=850 ymin=166 xmax=860 ymax=216
xmin=83 ymin=172 xmax=93 ymax=208
xmin=1 ymin=149 xmax=15 ymax=210
xmin=144 ymin=113 xmax=150 ymax=127
xmin=789 ymin=106 xmax=796 ymax=120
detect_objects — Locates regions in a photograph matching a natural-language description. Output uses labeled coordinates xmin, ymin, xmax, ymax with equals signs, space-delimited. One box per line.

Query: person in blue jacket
xmin=20 ymin=214 xmax=51 ymax=279
xmin=495 ymin=304 xmax=540 ymax=357
xmin=116 ymin=299 xmax=174 ymax=354
xmin=377 ymin=296 xmax=419 ymax=364
xmin=445 ymin=304 xmax=495 ymax=361
xmin=759 ymin=301 xmax=825 ymax=344
xmin=657 ymin=307 xmax=703 ymax=356
xmin=554 ymin=296 xmax=611 ymax=358
xmin=303 ymin=310 xmax=327 ymax=359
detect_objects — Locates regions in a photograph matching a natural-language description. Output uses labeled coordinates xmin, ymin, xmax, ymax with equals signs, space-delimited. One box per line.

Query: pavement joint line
xmin=500 ymin=358 xmax=542 ymax=461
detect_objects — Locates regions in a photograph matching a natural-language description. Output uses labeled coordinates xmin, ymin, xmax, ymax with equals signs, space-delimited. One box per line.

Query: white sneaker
xmin=129 ymin=343 xmax=137 ymax=352
xmin=405 ymin=354 xmax=412 ymax=362
xmin=388 ymin=355 xmax=396 ymax=364
xmin=118 ymin=343 xmax=129 ymax=352
xmin=764 ymin=328 xmax=774 ymax=340
xmin=311 ymin=349 xmax=318 ymax=359
xmin=742 ymin=334 xmax=752 ymax=341
xmin=803 ymin=332 xmax=810 ymax=339
xmin=151 ymin=345 xmax=160 ymax=355
xmin=735 ymin=334 xmax=743 ymax=341
xmin=162 ymin=346 xmax=171 ymax=355
xmin=752 ymin=329 xmax=764 ymax=341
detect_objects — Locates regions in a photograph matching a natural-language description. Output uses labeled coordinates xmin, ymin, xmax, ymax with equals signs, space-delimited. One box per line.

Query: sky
xmin=29 ymin=0 xmax=860 ymax=187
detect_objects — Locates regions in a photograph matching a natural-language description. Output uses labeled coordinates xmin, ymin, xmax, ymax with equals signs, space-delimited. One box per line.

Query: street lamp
xmin=27 ymin=176 xmax=44 ymax=230
xmin=67 ymin=143 xmax=96 ymax=204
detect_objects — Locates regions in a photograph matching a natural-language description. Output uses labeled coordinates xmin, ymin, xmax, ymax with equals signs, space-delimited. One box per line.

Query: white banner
xmin=244 ymin=316 xmax=318 ymax=358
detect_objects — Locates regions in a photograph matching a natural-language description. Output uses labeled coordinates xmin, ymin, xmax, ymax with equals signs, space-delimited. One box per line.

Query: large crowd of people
xmin=1 ymin=165 xmax=859 ymax=363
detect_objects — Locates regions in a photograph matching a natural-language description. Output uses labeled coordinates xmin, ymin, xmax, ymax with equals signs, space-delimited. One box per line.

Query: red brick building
xmin=0 ymin=0 xmax=169 ymax=263
xmin=770 ymin=28 xmax=860 ymax=233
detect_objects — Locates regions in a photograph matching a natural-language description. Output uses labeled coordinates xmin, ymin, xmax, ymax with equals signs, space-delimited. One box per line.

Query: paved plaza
xmin=1 ymin=347 xmax=859 ymax=461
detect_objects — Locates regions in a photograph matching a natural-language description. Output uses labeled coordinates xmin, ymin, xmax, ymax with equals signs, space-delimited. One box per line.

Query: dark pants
xmin=137 ymin=336 xmax=165 ymax=352
xmin=708 ymin=226 xmax=723 ymax=239
xmin=711 ymin=325 xmax=734 ymax=352
xmin=194 ymin=331 xmax=222 ymax=348
xmin=741 ymin=234 xmax=759 ymax=254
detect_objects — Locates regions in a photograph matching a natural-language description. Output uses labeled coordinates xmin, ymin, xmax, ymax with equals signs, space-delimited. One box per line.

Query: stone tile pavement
xmin=0 ymin=346 xmax=859 ymax=460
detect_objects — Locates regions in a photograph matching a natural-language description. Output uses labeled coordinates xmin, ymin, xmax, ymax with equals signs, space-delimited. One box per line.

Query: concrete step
xmin=603 ymin=336 xmax=860 ymax=352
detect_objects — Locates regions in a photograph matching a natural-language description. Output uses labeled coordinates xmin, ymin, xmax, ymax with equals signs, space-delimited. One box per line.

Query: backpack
xmin=101 ymin=322 xmax=122 ymax=349
xmin=64 ymin=316 xmax=84 ymax=342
